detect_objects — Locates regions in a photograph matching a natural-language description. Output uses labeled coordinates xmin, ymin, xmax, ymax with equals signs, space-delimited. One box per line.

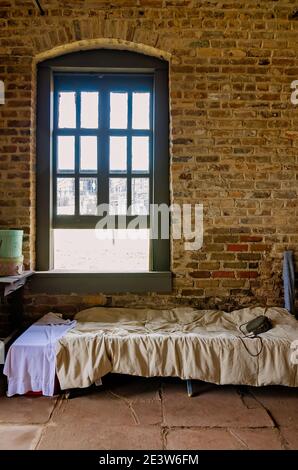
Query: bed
xmin=54 ymin=306 xmax=298 ymax=393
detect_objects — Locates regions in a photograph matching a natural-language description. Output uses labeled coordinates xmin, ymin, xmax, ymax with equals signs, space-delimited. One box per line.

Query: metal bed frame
xmin=186 ymin=379 xmax=193 ymax=397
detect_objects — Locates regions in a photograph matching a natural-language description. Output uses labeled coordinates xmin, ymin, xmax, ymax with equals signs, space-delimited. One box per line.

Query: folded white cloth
xmin=3 ymin=313 xmax=77 ymax=397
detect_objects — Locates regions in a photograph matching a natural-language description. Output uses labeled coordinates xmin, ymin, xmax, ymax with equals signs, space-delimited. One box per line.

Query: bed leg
xmin=186 ymin=379 xmax=193 ymax=397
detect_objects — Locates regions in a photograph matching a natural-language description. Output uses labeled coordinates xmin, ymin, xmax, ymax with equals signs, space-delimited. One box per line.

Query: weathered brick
xmin=189 ymin=271 xmax=211 ymax=278
xmin=223 ymin=262 xmax=247 ymax=269
xmin=0 ymin=0 xmax=295 ymax=317
xmin=211 ymin=253 xmax=235 ymax=261
xmin=237 ymin=271 xmax=259 ymax=279
xmin=213 ymin=236 xmax=239 ymax=243
xmin=193 ymin=280 xmax=219 ymax=288
xmin=240 ymin=235 xmax=263 ymax=243
xmin=212 ymin=271 xmax=235 ymax=279
xmin=221 ymin=280 xmax=246 ymax=288
xmin=250 ymin=244 xmax=271 ymax=252
xmin=227 ymin=244 xmax=249 ymax=252
xmin=237 ymin=253 xmax=262 ymax=261
xmin=205 ymin=244 xmax=224 ymax=251
xmin=198 ymin=262 xmax=220 ymax=270
xmin=185 ymin=262 xmax=198 ymax=269
xmin=180 ymin=289 xmax=204 ymax=297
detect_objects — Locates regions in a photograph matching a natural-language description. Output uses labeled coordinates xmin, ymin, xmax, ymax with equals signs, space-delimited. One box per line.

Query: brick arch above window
xmin=34 ymin=37 xmax=172 ymax=65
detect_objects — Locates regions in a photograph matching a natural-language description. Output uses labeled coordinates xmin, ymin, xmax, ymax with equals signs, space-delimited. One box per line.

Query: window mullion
xmin=74 ymin=90 xmax=80 ymax=217
xmin=127 ymin=91 xmax=132 ymax=214
xmin=97 ymin=86 xmax=101 ymax=210
xmin=99 ymin=80 xmax=109 ymax=208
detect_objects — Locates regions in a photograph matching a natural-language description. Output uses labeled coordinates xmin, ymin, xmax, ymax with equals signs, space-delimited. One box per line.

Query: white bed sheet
xmin=4 ymin=313 xmax=76 ymax=396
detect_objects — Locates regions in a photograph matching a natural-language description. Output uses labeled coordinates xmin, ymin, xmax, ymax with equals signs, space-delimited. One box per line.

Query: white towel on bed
xmin=3 ymin=313 xmax=76 ymax=397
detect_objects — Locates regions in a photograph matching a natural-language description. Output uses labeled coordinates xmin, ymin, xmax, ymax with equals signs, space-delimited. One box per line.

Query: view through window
xmin=53 ymin=74 xmax=153 ymax=271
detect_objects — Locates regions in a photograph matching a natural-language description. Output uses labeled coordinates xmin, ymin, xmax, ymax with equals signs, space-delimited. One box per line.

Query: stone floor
xmin=0 ymin=374 xmax=297 ymax=450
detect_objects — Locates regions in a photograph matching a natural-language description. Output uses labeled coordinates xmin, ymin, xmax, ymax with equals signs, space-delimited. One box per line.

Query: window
xmin=53 ymin=74 xmax=152 ymax=271
xmin=36 ymin=50 xmax=170 ymax=292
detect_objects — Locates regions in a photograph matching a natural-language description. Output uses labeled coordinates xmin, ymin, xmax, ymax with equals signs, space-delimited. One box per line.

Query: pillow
xmin=74 ymin=306 xmax=148 ymax=323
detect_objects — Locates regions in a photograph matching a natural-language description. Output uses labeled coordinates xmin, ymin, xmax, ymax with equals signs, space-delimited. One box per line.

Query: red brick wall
xmin=0 ymin=1 xmax=297 ymax=317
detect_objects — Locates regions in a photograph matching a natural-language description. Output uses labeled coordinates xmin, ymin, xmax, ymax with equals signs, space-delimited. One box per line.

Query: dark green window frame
xmin=35 ymin=50 xmax=171 ymax=293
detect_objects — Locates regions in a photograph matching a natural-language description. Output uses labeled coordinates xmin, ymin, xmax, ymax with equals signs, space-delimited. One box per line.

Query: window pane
xmin=131 ymin=178 xmax=149 ymax=215
xmin=132 ymin=92 xmax=150 ymax=129
xmin=53 ymin=229 xmax=150 ymax=271
xmin=132 ymin=136 xmax=149 ymax=172
xmin=110 ymin=92 xmax=128 ymax=129
xmin=58 ymin=92 xmax=76 ymax=128
xmin=80 ymin=178 xmax=97 ymax=215
xmin=57 ymin=136 xmax=75 ymax=172
xmin=109 ymin=178 xmax=127 ymax=215
xmin=80 ymin=136 xmax=97 ymax=172
xmin=110 ymin=136 xmax=127 ymax=172
xmin=57 ymin=178 xmax=75 ymax=215
xmin=81 ymin=92 xmax=98 ymax=128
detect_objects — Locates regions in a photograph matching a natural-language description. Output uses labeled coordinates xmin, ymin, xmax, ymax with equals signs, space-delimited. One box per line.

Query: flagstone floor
xmin=0 ymin=374 xmax=297 ymax=450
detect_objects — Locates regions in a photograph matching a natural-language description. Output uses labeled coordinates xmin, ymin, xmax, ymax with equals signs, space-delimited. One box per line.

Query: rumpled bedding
xmin=55 ymin=306 xmax=298 ymax=390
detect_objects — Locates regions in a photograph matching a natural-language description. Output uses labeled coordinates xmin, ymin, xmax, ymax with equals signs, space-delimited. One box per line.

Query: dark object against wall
xmin=283 ymin=251 xmax=296 ymax=316
xmin=240 ymin=315 xmax=273 ymax=336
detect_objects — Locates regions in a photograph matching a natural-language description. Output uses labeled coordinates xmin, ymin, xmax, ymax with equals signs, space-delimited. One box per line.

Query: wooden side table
xmin=0 ymin=271 xmax=34 ymax=364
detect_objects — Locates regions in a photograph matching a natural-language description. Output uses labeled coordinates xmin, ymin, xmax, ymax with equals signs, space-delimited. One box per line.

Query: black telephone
xmin=238 ymin=315 xmax=273 ymax=357
xmin=240 ymin=315 xmax=273 ymax=337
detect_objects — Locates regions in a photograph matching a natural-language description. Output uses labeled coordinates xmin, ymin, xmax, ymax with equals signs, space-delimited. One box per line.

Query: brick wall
xmin=0 ymin=0 xmax=298 ymax=318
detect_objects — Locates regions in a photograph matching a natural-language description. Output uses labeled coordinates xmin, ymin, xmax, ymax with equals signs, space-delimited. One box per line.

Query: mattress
xmin=55 ymin=306 xmax=298 ymax=390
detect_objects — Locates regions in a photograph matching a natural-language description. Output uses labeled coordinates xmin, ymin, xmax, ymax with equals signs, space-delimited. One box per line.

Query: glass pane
xmin=132 ymin=136 xmax=149 ymax=172
xmin=132 ymin=92 xmax=150 ymax=129
xmin=80 ymin=178 xmax=97 ymax=215
xmin=109 ymin=178 xmax=127 ymax=215
xmin=58 ymin=92 xmax=76 ymax=128
xmin=131 ymin=178 xmax=149 ymax=215
xmin=57 ymin=136 xmax=75 ymax=172
xmin=57 ymin=178 xmax=75 ymax=215
xmin=110 ymin=136 xmax=127 ymax=172
xmin=80 ymin=136 xmax=97 ymax=172
xmin=81 ymin=92 xmax=98 ymax=128
xmin=110 ymin=92 xmax=128 ymax=129
xmin=54 ymin=229 xmax=150 ymax=271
